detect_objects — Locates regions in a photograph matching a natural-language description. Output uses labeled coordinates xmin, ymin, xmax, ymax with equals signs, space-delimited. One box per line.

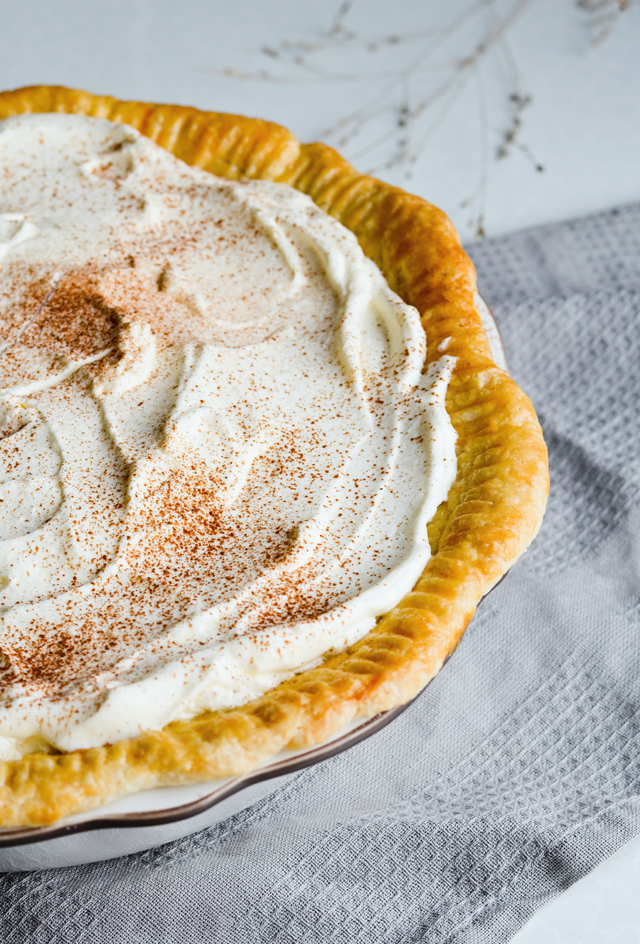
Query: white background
xmin=1 ymin=0 xmax=639 ymax=243
xmin=1 ymin=0 xmax=640 ymax=937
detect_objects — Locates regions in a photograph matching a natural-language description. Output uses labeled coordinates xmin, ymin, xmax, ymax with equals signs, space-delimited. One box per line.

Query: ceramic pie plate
xmin=0 ymin=299 xmax=506 ymax=872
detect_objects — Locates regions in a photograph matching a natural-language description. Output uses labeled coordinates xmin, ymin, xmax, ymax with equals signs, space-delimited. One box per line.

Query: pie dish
xmin=0 ymin=85 xmax=548 ymax=829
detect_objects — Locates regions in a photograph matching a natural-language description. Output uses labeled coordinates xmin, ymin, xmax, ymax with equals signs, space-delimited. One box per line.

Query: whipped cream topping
xmin=0 ymin=114 xmax=456 ymax=759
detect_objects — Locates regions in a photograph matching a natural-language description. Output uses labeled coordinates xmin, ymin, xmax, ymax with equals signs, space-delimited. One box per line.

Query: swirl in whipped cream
xmin=0 ymin=114 xmax=456 ymax=759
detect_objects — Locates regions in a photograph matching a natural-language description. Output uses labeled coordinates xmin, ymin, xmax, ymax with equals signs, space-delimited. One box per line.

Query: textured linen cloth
xmin=3 ymin=203 xmax=640 ymax=943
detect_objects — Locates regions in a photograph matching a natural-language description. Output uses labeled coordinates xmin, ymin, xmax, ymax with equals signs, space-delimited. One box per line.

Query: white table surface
xmin=1 ymin=0 xmax=640 ymax=937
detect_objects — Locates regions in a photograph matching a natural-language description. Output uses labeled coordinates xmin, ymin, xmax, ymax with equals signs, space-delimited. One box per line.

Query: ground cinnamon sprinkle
xmin=1 ymin=573 xmax=194 ymax=695
xmin=21 ymin=271 xmax=121 ymax=360
xmin=0 ymin=117 xmax=449 ymax=745
xmin=0 ymin=245 xmax=345 ymax=703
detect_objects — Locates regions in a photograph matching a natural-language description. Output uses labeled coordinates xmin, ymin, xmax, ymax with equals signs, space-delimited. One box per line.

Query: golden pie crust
xmin=0 ymin=85 xmax=549 ymax=827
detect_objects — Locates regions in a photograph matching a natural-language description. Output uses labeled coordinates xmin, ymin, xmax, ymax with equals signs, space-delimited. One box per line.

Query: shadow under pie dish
xmin=0 ymin=85 xmax=548 ymax=832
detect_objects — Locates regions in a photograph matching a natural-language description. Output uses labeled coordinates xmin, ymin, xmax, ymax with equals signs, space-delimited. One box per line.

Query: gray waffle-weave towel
xmin=3 ymin=203 xmax=640 ymax=944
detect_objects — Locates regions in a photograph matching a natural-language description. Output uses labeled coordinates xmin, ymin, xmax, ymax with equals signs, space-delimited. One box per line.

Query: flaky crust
xmin=0 ymin=86 xmax=548 ymax=827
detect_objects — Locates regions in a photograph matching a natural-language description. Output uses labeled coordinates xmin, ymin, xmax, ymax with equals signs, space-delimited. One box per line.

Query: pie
xmin=0 ymin=85 xmax=548 ymax=827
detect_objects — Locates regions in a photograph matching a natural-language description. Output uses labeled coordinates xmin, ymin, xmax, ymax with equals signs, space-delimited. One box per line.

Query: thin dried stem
xmin=578 ymin=0 xmax=630 ymax=45
xmin=206 ymin=0 xmax=559 ymax=237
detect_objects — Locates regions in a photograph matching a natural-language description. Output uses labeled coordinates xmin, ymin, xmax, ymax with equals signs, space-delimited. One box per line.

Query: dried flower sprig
xmin=578 ymin=0 xmax=629 ymax=46
xmin=205 ymin=0 xmax=628 ymax=238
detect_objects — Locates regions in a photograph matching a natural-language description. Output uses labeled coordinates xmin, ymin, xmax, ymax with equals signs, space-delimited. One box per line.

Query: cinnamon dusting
xmin=0 ymin=115 xmax=451 ymax=749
